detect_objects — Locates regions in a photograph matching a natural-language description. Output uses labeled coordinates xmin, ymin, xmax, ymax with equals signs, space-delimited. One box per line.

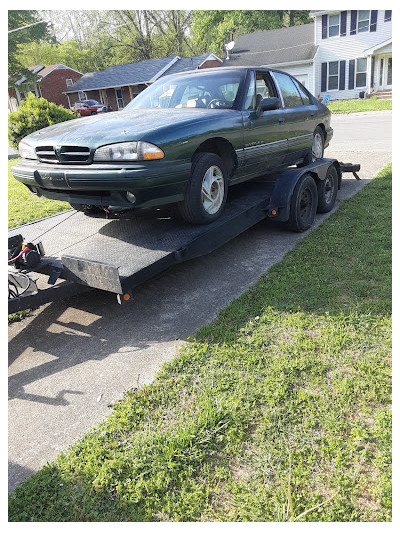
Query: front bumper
xmin=11 ymin=158 xmax=191 ymax=208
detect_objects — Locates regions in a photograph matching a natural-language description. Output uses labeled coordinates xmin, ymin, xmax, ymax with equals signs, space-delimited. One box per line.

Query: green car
xmin=12 ymin=67 xmax=332 ymax=224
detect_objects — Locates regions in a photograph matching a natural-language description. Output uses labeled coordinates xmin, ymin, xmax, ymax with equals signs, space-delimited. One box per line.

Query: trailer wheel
xmin=178 ymin=153 xmax=228 ymax=224
xmin=300 ymin=126 xmax=325 ymax=166
xmin=285 ymin=174 xmax=318 ymax=232
xmin=69 ymin=203 xmax=102 ymax=215
xmin=316 ymin=164 xmax=338 ymax=213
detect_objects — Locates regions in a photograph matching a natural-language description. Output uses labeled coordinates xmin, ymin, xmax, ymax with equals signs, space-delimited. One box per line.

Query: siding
xmin=314 ymin=10 xmax=392 ymax=99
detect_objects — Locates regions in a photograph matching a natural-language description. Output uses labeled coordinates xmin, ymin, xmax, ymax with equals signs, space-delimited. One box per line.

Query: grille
xmin=36 ymin=145 xmax=91 ymax=164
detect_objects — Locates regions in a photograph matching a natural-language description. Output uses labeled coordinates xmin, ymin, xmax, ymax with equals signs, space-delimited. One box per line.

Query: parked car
xmin=72 ymin=100 xmax=108 ymax=116
xmin=12 ymin=67 xmax=332 ymax=224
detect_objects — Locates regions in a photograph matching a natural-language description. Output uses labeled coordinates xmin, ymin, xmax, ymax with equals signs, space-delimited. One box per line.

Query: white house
xmin=223 ymin=9 xmax=392 ymax=100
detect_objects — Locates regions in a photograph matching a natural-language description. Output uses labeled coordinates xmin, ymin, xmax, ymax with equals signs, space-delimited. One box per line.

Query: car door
xmin=239 ymin=70 xmax=289 ymax=179
xmin=270 ymin=71 xmax=315 ymax=165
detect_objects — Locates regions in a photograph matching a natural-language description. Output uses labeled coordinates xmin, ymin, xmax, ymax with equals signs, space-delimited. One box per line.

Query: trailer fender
xmin=265 ymin=158 xmax=341 ymax=222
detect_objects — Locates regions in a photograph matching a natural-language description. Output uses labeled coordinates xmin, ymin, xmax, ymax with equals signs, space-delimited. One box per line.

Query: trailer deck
xmin=8 ymin=159 xmax=360 ymax=314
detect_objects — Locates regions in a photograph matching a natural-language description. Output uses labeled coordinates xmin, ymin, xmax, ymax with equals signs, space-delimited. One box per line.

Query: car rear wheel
xmin=300 ymin=126 xmax=325 ymax=166
xmin=316 ymin=164 xmax=338 ymax=213
xmin=285 ymin=173 xmax=318 ymax=232
xmin=178 ymin=153 xmax=228 ymax=224
xmin=69 ymin=203 xmax=102 ymax=215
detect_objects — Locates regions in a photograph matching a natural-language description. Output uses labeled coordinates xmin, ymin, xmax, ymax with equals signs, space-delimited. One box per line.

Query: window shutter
xmin=321 ymin=62 xmax=327 ymax=93
xmin=339 ymin=61 xmax=346 ymax=90
xmin=384 ymin=10 xmax=392 ymax=22
xmin=350 ymin=11 xmax=357 ymax=35
xmin=322 ymin=15 xmax=328 ymax=39
xmin=370 ymin=10 xmax=378 ymax=31
xmin=370 ymin=56 xmax=375 ymax=87
xmin=348 ymin=60 xmax=355 ymax=89
xmin=340 ymin=11 xmax=347 ymax=36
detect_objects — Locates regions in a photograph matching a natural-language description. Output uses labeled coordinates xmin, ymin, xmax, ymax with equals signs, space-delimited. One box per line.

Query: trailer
xmin=8 ymin=159 xmax=360 ymax=314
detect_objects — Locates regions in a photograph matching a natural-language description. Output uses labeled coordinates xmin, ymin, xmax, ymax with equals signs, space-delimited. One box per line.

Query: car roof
xmin=161 ymin=65 xmax=287 ymax=79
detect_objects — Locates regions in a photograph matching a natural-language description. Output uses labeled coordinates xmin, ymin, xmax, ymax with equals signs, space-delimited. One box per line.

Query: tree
xmin=192 ymin=10 xmax=312 ymax=56
xmin=8 ymin=10 xmax=54 ymax=85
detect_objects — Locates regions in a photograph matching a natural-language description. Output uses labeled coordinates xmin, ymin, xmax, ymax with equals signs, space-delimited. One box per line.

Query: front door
xmin=240 ymin=70 xmax=289 ymax=179
xmin=378 ymin=55 xmax=392 ymax=91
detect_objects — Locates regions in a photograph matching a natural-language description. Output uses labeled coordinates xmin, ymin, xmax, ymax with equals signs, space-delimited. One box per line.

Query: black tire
xmin=69 ymin=203 xmax=102 ymax=215
xmin=300 ymin=126 xmax=325 ymax=166
xmin=90 ymin=111 xmax=97 ymax=115
xmin=285 ymin=173 xmax=318 ymax=232
xmin=316 ymin=164 xmax=338 ymax=213
xmin=178 ymin=153 xmax=228 ymax=224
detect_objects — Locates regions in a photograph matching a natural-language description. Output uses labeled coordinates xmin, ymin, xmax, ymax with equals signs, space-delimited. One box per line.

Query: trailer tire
xmin=69 ymin=203 xmax=102 ymax=215
xmin=285 ymin=173 xmax=318 ymax=232
xmin=178 ymin=153 xmax=228 ymax=224
xmin=316 ymin=164 xmax=338 ymax=213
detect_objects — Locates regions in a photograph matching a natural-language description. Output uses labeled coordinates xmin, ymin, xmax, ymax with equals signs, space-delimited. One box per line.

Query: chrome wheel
xmin=312 ymin=132 xmax=324 ymax=161
xmin=201 ymin=165 xmax=224 ymax=215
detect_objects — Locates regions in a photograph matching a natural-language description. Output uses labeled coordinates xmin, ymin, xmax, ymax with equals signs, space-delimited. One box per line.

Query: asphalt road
xmin=8 ymin=110 xmax=392 ymax=492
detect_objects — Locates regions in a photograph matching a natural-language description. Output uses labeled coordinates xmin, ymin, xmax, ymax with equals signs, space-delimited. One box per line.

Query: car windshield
xmin=125 ymin=71 xmax=244 ymax=110
xmin=85 ymin=100 xmax=99 ymax=106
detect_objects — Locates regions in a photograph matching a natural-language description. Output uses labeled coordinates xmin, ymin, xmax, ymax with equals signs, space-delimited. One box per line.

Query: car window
xmin=244 ymin=71 xmax=275 ymax=110
xmin=85 ymin=100 xmax=98 ymax=106
xmin=272 ymin=72 xmax=304 ymax=108
xmin=292 ymin=78 xmax=312 ymax=105
xmin=126 ymin=71 xmax=244 ymax=110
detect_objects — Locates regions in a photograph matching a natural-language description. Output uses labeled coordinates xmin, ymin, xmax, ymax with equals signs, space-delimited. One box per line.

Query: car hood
xmin=23 ymin=108 xmax=236 ymax=148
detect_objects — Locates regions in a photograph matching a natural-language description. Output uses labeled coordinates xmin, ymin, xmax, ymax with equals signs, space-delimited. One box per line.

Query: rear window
xmin=272 ymin=72 xmax=304 ymax=108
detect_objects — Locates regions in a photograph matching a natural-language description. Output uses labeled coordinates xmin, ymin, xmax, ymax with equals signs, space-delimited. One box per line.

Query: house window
xmin=328 ymin=61 xmax=339 ymax=90
xmin=115 ymin=87 xmax=124 ymax=110
xmin=78 ymin=91 xmax=86 ymax=101
xmin=355 ymin=58 xmax=367 ymax=87
xmin=66 ymin=78 xmax=73 ymax=87
xmin=384 ymin=10 xmax=392 ymax=22
xmin=328 ymin=14 xmax=340 ymax=37
xmin=357 ymin=10 xmax=370 ymax=33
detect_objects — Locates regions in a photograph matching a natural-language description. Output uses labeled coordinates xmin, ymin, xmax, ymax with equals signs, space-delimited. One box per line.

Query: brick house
xmin=64 ymin=54 xmax=222 ymax=110
xmin=8 ymin=64 xmax=83 ymax=112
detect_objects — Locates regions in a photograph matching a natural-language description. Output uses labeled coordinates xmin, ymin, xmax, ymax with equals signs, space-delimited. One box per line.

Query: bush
xmin=8 ymin=93 xmax=75 ymax=148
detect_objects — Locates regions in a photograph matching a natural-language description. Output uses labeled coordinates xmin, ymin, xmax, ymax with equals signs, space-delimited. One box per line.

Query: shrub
xmin=8 ymin=92 xmax=75 ymax=148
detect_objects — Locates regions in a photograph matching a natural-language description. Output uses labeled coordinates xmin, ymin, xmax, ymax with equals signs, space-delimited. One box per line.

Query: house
xmin=64 ymin=53 xmax=223 ymax=110
xmin=223 ymin=10 xmax=392 ymax=100
xmin=8 ymin=64 xmax=83 ymax=112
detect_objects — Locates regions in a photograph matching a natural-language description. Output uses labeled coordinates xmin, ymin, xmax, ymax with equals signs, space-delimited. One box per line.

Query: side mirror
xmin=257 ymin=97 xmax=280 ymax=115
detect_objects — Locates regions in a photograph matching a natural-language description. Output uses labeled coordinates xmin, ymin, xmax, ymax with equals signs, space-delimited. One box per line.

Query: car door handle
xmin=279 ymin=118 xmax=285 ymax=124
xmin=310 ymin=112 xmax=315 ymax=118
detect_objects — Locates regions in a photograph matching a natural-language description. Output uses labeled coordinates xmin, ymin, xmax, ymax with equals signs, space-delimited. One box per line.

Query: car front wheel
xmin=178 ymin=153 xmax=228 ymax=224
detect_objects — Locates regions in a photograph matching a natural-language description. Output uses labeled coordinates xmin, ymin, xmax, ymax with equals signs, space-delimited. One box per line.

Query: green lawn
xmin=9 ymin=165 xmax=391 ymax=522
xmin=328 ymin=96 xmax=392 ymax=114
xmin=8 ymin=158 xmax=70 ymax=229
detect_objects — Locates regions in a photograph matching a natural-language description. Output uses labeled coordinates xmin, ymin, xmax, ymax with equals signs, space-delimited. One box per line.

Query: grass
xmin=328 ymin=96 xmax=392 ymax=114
xmin=8 ymin=158 xmax=70 ymax=229
xmin=8 ymin=159 xmax=71 ymax=323
xmin=8 ymin=164 xmax=391 ymax=522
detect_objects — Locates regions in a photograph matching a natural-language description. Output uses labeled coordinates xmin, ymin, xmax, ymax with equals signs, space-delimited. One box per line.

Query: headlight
xmin=93 ymin=141 xmax=164 ymax=162
xmin=18 ymin=141 xmax=37 ymax=160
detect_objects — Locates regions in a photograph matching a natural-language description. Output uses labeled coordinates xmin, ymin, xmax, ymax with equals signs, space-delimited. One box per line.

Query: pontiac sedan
xmin=12 ymin=67 xmax=332 ymax=224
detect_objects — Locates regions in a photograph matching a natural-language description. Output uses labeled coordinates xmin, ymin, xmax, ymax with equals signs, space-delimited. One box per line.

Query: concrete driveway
xmin=8 ymin=110 xmax=392 ymax=492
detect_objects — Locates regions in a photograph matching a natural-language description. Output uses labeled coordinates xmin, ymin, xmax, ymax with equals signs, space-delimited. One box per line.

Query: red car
xmin=72 ymin=100 xmax=108 ymax=116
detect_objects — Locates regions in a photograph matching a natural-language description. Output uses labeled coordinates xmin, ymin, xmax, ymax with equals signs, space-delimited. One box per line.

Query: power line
xmin=8 ymin=20 xmax=46 ymax=34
